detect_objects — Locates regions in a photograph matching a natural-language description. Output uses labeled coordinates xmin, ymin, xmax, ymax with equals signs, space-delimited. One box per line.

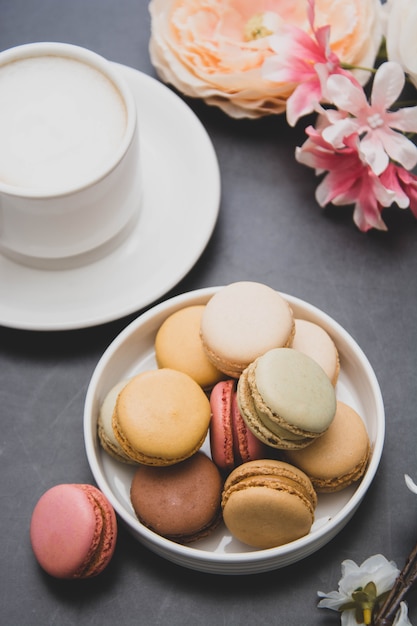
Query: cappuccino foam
xmin=0 ymin=55 xmax=127 ymax=192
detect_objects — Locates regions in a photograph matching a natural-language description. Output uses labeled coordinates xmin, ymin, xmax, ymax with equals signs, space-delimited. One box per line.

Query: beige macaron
xmin=285 ymin=401 xmax=370 ymax=492
xmin=200 ymin=282 xmax=295 ymax=378
xmin=97 ymin=379 xmax=136 ymax=464
xmin=155 ymin=305 xmax=225 ymax=390
xmin=112 ymin=369 xmax=211 ymax=466
xmin=222 ymin=459 xmax=317 ymax=549
xmin=237 ymin=348 xmax=337 ymax=450
xmin=291 ymin=319 xmax=340 ymax=386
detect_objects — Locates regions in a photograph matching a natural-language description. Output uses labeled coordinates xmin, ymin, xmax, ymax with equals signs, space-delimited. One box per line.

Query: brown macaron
xmin=221 ymin=459 xmax=317 ymax=549
xmin=285 ymin=401 xmax=370 ymax=492
xmin=130 ymin=452 xmax=223 ymax=543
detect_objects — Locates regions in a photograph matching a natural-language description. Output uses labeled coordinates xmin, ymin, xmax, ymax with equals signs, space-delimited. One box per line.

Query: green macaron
xmin=237 ymin=348 xmax=337 ymax=450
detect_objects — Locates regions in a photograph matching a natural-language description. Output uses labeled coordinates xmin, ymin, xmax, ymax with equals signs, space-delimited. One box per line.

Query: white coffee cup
xmin=0 ymin=42 xmax=141 ymax=268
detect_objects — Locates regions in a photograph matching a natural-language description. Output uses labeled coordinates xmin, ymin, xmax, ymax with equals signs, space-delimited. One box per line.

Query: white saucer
xmin=0 ymin=64 xmax=220 ymax=331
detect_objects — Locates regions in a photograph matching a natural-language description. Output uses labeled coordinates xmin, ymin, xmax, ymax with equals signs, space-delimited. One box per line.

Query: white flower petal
xmin=317 ymin=590 xmax=347 ymax=610
xmin=341 ymin=610 xmax=361 ymax=626
xmin=388 ymin=106 xmax=417 ymax=133
xmin=359 ymin=133 xmax=390 ymax=175
xmin=371 ymin=61 xmax=405 ymax=109
xmin=393 ymin=601 xmax=413 ymax=626
xmin=327 ymin=74 xmax=368 ymax=115
xmin=380 ymin=128 xmax=417 ymax=172
xmin=405 ymin=474 xmax=417 ymax=494
xmin=322 ymin=118 xmax=359 ymax=148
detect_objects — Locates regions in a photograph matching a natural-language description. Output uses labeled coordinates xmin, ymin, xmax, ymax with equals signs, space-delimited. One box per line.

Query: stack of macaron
xmin=96 ymin=281 xmax=371 ymax=550
xmin=97 ymin=367 xmax=223 ymax=544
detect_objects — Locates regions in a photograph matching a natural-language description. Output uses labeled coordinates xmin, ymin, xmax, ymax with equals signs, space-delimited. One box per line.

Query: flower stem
xmin=340 ymin=62 xmax=376 ymax=74
xmin=373 ymin=539 xmax=417 ymax=624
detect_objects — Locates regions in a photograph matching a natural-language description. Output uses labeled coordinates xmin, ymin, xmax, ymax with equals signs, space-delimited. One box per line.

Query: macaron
xmin=209 ymin=379 xmax=268 ymax=472
xmin=291 ymin=318 xmax=340 ymax=386
xmin=112 ymin=368 xmax=211 ymax=466
xmin=200 ymin=282 xmax=295 ymax=378
xmin=130 ymin=452 xmax=223 ymax=543
xmin=221 ymin=459 xmax=317 ymax=549
xmin=97 ymin=379 xmax=136 ymax=464
xmin=237 ymin=348 xmax=337 ymax=450
xmin=30 ymin=484 xmax=117 ymax=579
xmin=155 ymin=305 xmax=225 ymax=390
xmin=285 ymin=401 xmax=370 ymax=492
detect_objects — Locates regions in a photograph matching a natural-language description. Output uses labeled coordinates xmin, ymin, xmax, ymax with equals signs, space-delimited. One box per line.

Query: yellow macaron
xmin=285 ymin=401 xmax=370 ymax=492
xmin=112 ymin=369 xmax=211 ymax=466
xmin=155 ymin=305 xmax=224 ymax=390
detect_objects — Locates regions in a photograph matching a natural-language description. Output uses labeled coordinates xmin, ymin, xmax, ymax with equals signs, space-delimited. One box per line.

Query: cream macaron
xmin=237 ymin=348 xmax=337 ymax=450
xmin=97 ymin=380 xmax=136 ymax=464
xmin=200 ymin=282 xmax=295 ymax=378
xmin=112 ymin=369 xmax=211 ymax=466
xmin=291 ymin=319 xmax=340 ymax=386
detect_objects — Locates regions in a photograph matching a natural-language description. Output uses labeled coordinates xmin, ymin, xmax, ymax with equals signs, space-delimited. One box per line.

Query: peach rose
xmin=149 ymin=0 xmax=383 ymax=118
xmin=383 ymin=0 xmax=417 ymax=89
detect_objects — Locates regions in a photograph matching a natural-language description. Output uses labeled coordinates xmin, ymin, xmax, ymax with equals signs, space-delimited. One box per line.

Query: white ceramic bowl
xmin=84 ymin=287 xmax=385 ymax=575
xmin=0 ymin=42 xmax=140 ymax=268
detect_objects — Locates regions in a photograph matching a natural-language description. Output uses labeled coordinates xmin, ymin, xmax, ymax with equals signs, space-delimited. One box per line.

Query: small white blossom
xmin=318 ymin=554 xmax=400 ymax=625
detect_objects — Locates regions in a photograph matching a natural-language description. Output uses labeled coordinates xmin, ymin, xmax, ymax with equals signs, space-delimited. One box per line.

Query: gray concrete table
xmin=1 ymin=1 xmax=416 ymax=624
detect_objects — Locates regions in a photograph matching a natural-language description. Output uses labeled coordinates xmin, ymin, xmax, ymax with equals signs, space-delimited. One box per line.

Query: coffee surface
xmin=0 ymin=55 xmax=127 ymax=192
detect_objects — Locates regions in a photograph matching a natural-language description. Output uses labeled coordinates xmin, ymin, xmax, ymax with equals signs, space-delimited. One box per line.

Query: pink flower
xmin=149 ymin=0 xmax=382 ymax=119
xmin=263 ymin=0 xmax=357 ymax=126
xmin=382 ymin=165 xmax=417 ymax=219
xmin=322 ymin=61 xmax=417 ymax=176
xmin=296 ymin=121 xmax=396 ymax=231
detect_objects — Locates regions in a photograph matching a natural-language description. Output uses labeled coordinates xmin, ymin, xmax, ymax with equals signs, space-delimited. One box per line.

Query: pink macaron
xmin=30 ymin=483 xmax=117 ymax=579
xmin=210 ymin=379 xmax=268 ymax=472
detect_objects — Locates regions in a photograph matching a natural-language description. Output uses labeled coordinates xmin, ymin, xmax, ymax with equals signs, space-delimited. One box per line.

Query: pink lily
xmin=322 ymin=61 xmax=417 ymax=176
xmin=296 ymin=123 xmax=396 ymax=231
xmin=262 ymin=0 xmax=355 ymax=126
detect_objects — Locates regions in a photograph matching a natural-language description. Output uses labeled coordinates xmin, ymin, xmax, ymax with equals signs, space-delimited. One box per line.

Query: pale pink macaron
xmin=291 ymin=319 xmax=340 ymax=386
xmin=200 ymin=282 xmax=295 ymax=378
xmin=30 ymin=484 xmax=117 ymax=579
xmin=210 ymin=379 xmax=268 ymax=472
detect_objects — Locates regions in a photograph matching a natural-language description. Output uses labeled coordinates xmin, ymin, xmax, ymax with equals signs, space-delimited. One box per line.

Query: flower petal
xmin=380 ymin=164 xmax=410 ymax=208
xmin=371 ymin=61 xmax=405 ymax=110
xmin=317 ymin=590 xmax=347 ymax=609
xmin=359 ymin=133 xmax=390 ymax=175
xmin=286 ymin=81 xmax=321 ymax=126
xmin=379 ymin=127 xmax=417 ymax=171
xmin=388 ymin=106 xmax=417 ymax=133
xmin=405 ymin=474 xmax=417 ymax=494
xmin=322 ymin=118 xmax=360 ymax=148
xmin=326 ymin=73 xmax=368 ymax=116
xmin=393 ymin=601 xmax=412 ymax=626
